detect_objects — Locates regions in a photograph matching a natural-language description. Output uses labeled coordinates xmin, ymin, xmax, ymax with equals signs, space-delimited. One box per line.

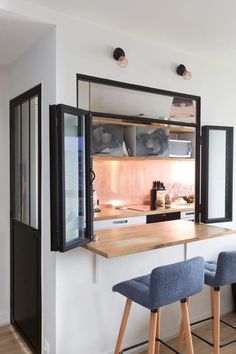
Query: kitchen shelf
xmin=93 ymin=155 xmax=195 ymax=161
xmin=92 ymin=116 xmax=195 ymax=134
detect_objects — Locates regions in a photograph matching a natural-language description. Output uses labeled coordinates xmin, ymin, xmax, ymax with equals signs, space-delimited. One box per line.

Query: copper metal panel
xmin=93 ymin=159 xmax=195 ymax=206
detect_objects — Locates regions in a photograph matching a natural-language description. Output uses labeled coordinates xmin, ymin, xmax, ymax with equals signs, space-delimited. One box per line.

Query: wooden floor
xmin=1 ymin=313 xmax=236 ymax=354
xmin=140 ymin=313 xmax=236 ymax=354
xmin=0 ymin=325 xmax=31 ymax=354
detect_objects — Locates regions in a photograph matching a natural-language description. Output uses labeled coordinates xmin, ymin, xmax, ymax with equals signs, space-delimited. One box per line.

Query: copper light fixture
xmin=113 ymin=47 xmax=128 ymax=68
xmin=176 ymin=64 xmax=192 ymax=80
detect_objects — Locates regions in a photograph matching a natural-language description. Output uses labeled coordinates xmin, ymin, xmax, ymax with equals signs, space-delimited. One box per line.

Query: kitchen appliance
xmin=169 ymin=139 xmax=192 ymax=158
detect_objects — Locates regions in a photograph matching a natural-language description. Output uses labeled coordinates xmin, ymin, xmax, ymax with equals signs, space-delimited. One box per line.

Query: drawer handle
xmin=113 ymin=220 xmax=128 ymax=225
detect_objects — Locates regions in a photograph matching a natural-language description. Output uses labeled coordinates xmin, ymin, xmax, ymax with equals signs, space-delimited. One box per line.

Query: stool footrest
xmin=220 ymin=318 xmax=236 ymax=329
xmin=190 ymin=316 xmax=236 ymax=349
xmin=119 ymin=337 xmax=181 ymax=354
xmin=157 ymin=338 xmax=181 ymax=354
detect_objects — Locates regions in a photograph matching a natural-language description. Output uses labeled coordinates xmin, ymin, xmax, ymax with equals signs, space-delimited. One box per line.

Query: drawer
xmin=146 ymin=212 xmax=180 ymax=224
xmin=181 ymin=211 xmax=195 ymax=221
xmin=94 ymin=216 xmax=146 ymax=230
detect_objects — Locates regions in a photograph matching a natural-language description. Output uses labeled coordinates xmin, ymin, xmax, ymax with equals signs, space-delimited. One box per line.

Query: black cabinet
xmin=146 ymin=212 xmax=180 ymax=224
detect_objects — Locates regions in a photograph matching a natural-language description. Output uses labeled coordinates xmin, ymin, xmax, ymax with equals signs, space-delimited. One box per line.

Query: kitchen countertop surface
xmin=94 ymin=204 xmax=194 ymax=221
xmin=84 ymin=220 xmax=235 ymax=258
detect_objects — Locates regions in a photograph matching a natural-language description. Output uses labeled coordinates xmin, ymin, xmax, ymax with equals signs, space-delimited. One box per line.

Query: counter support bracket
xmin=93 ymin=253 xmax=100 ymax=283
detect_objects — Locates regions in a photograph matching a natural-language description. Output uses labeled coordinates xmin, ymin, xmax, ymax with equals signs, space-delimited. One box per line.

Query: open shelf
xmin=92 ymin=116 xmax=195 ymax=134
xmin=93 ymin=155 xmax=195 ymax=161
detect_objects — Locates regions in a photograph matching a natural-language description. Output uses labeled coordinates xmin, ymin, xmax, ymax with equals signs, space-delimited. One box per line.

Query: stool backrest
xmin=215 ymin=251 xmax=236 ymax=286
xmin=150 ymin=256 xmax=204 ymax=308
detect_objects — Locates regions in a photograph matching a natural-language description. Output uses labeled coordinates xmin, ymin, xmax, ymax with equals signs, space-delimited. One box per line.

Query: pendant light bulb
xmin=183 ymin=70 xmax=192 ymax=80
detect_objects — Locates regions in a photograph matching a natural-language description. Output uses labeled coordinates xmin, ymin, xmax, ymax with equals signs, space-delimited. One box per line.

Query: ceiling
xmin=0 ymin=10 xmax=54 ymax=65
xmin=26 ymin=0 xmax=236 ymax=59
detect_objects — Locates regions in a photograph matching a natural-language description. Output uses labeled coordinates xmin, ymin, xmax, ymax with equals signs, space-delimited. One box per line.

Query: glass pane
xmin=14 ymin=105 xmax=21 ymax=221
xmin=64 ymin=113 xmax=85 ymax=243
xmin=30 ymin=96 xmax=38 ymax=229
xmin=208 ymin=129 xmax=226 ymax=219
xmin=88 ymin=82 xmax=196 ymax=124
xmin=21 ymin=100 xmax=30 ymax=225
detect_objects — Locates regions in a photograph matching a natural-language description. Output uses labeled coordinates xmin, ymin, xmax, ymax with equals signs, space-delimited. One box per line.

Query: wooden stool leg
xmin=212 ymin=288 xmax=220 ymax=354
xmin=155 ymin=309 xmax=161 ymax=354
xmin=114 ymin=298 xmax=132 ymax=354
xmin=181 ymin=299 xmax=194 ymax=354
xmin=178 ymin=297 xmax=190 ymax=352
xmin=148 ymin=310 xmax=158 ymax=354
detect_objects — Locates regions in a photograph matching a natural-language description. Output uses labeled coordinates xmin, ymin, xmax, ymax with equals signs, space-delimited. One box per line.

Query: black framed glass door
xmin=201 ymin=125 xmax=233 ymax=223
xmin=10 ymin=85 xmax=41 ymax=354
xmin=50 ymin=104 xmax=93 ymax=252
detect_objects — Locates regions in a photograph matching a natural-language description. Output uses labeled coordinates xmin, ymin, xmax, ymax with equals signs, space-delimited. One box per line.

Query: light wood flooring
xmin=140 ymin=313 xmax=236 ymax=354
xmin=1 ymin=313 xmax=236 ymax=354
xmin=0 ymin=325 xmax=31 ymax=354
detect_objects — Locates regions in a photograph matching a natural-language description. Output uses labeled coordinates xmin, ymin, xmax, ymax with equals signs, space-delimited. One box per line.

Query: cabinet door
xmin=201 ymin=126 xmax=233 ymax=223
xmin=50 ymin=104 xmax=93 ymax=252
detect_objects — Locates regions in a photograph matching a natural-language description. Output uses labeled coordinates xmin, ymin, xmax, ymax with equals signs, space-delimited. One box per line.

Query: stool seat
xmin=204 ymin=261 xmax=217 ymax=286
xmin=113 ymin=275 xmax=151 ymax=309
xmin=204 ymin=251 xmax=236 ymax=287
xmin=113 ymin=257 xmax=204 ymax=354
xmin=200 ymin=251 xmax=236 ymax=354
xmin=113 ymin=257 xmax=204 ymax=310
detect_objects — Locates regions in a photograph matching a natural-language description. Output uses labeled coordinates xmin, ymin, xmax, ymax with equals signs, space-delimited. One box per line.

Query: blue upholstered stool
xmin=190 ymin=251 xmax=236 ymax=354
xmin=112 ymin=257 xmax=204 ymax=354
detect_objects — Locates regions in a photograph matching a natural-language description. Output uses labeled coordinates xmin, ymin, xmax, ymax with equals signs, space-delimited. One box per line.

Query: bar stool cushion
xmin=205 ymin=251 xmax=236 ymax=287
xmin=113 ymin=257 xmax=204 ymax=310
xmin=113 ymin=275 xmax=152 ymax=309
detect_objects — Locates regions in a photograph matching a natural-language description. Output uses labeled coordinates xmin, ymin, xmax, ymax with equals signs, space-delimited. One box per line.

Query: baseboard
xmin=0 ymin=312 xmax=10 ymax=326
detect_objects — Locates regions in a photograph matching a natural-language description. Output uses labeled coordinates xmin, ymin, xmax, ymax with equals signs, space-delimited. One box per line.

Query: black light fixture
xmin=176 ymin=64 xmax=192 ymax=80
xmin=113 ymin=47 xmax=128 ymax=68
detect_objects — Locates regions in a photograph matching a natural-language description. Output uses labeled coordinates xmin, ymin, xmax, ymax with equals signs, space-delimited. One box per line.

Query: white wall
xmin=54 ymin=17 xmax=236 ymax=354
xmin=1 ymin=3 xmax=236 ymax=353
xmin=0 ymin=66 xmax=10 ymax=325
xmin=8 ymin=28 xmax=57 ymax=353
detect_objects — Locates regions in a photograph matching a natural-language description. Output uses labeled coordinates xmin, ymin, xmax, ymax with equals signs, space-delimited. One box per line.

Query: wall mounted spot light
xmin=176 ymin=64 xmax=192 ymax=80
xmin=113 ymin=47 xmax=128 ymax=68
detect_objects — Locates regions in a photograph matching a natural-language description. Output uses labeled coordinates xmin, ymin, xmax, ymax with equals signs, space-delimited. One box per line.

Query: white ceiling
xmin=0 ymin=10 xmax=54 ymax=65
xmin=26 ymin=0 xmax=236 ymax=58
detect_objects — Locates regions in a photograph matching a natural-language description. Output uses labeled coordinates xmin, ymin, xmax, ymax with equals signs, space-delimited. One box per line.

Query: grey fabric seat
xmin=113 ymin=257 xmax=204 ymax=310
xmin=113 ymin=257 xmax=205 ymax=354
xmin=200 ymin=251 xmax=236 ymax=353
xmin=205 ymin=251 xmax=236 ymax=287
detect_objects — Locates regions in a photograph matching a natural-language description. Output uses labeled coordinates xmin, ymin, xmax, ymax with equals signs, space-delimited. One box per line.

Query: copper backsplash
xmin=93 ymin=159 xmax=195 ymax=206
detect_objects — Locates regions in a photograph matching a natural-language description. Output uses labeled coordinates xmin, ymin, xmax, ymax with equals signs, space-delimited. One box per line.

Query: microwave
xmin=169 ymin=139 xmax=192 ymax=158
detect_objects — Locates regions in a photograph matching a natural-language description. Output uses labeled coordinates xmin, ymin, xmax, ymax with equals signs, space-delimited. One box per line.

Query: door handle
xmin=90 ymin=169 xmax=96 ymax=185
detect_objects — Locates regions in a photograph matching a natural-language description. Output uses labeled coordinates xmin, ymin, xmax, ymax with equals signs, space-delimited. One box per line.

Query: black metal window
xmin=201 ymin=126 xmax=233 ymax=223
xmin=11 ymin=88 xmax=41 ymax=230
xmin=50 ymin=104 xmax=93 ymax=252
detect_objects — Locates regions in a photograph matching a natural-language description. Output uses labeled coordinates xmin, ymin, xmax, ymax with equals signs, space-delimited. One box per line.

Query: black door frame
xmin=10 ymin=84 xmax=42 ymax=353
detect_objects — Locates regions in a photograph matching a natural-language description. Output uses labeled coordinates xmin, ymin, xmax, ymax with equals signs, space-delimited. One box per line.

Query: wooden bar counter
xmin=94 ymin=204 xmax=194 ymax=221
xmin=84 ymin=220 xmax=235 ymax=258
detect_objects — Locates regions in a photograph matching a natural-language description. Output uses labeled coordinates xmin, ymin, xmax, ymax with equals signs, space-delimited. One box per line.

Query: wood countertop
xmin=84 ymin=220 xmax=235 ymax=258
xmin=94 ymin=204 xmax=194 ymax=221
